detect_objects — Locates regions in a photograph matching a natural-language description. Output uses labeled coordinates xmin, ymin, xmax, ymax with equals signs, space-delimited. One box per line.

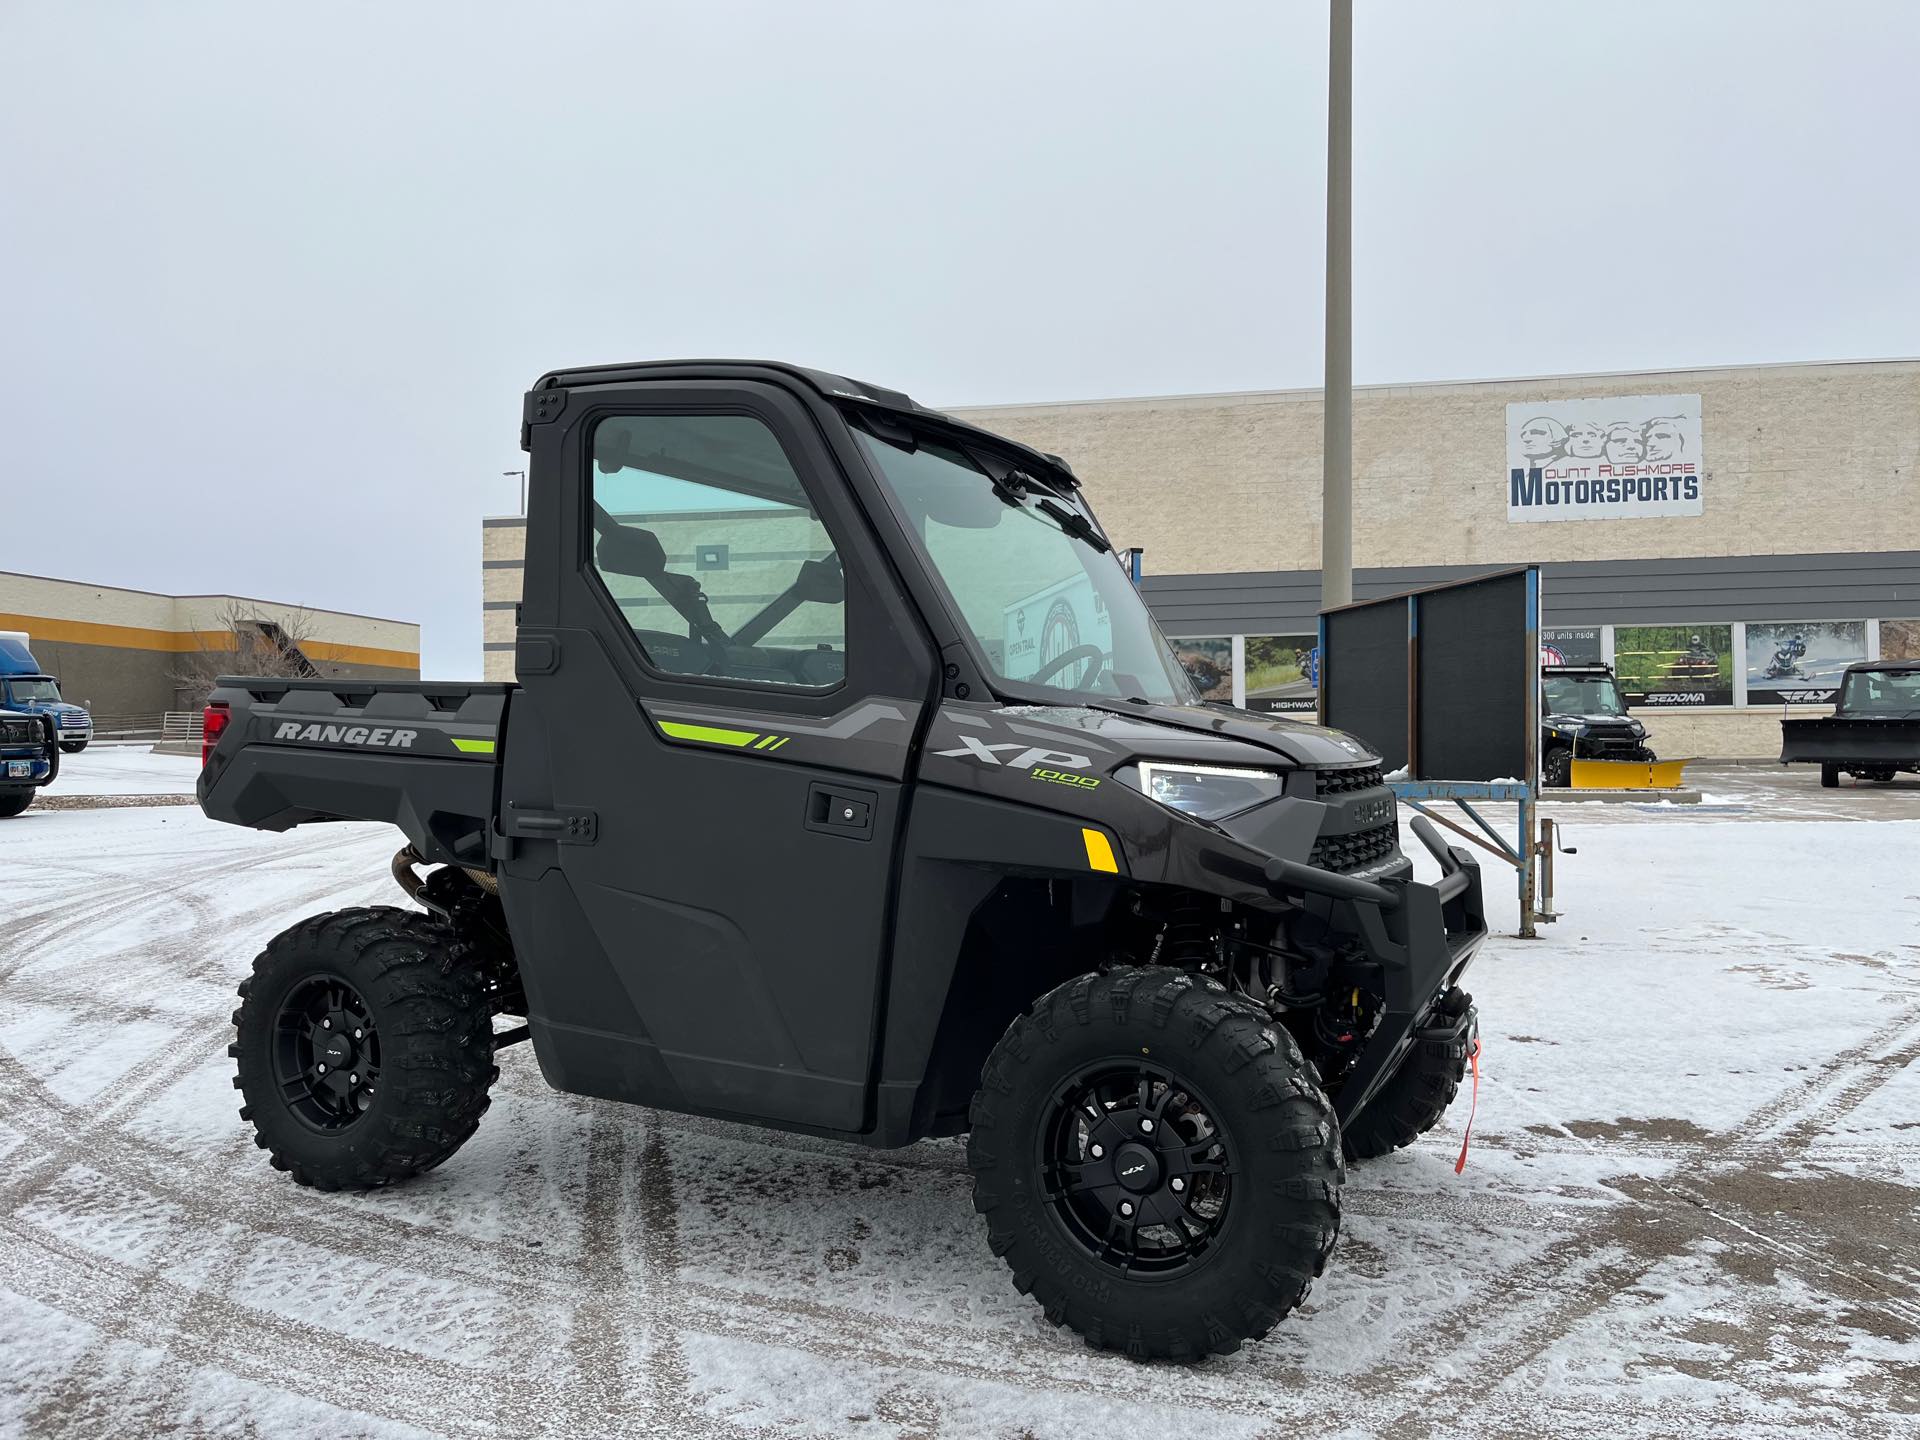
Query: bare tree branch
xmin=172 ymin=602 xmax=322 ymax=707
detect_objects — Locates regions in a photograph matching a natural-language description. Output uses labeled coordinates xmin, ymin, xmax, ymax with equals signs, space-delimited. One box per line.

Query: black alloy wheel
xmin=1543 ymin=746 xmax=1572 ymax=787
xmin=1039 ymin=1062 xmax=1233 ymax=1278
xmin=233 ymin=907 xmax=497 ymax=1190
xmin=968 ymin=967 xmax=1342 ymax=1360
xmin=273 ymin=974 xmax=382 ymax=1130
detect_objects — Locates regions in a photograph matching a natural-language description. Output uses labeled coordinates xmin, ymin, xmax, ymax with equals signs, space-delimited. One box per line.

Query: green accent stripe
xmin=659 ymin=720 xmax=761 ymax=748
xmin=450 ymin=738 xmax=496 ymax=755
xmin=767 ymin=736 xmax=789 ymax=751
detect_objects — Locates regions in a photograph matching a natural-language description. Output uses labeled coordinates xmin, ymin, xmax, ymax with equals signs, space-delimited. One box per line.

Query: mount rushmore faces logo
xmin=1506 ymin=393 xmax=1703 ymax=523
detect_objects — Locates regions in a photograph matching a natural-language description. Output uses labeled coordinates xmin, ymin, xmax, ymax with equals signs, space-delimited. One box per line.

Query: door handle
xmin=806 ymin=782 xmax=876 ymax=840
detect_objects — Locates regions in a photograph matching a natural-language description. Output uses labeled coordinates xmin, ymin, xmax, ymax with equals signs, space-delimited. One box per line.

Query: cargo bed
xmin=197 ymin=678 xmax=513 ymax=867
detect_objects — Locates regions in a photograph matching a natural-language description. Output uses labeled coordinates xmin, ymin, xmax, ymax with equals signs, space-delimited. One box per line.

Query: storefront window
xmin=1540 ymin=627 xmax=1602 ymax=666
xmin=1613 ymin=624 xmax=1733 ymax=706
xmin=1744 ymin=620 xmax=1867 ymax=706
xmin=1244 ymin=634 xmax=1318 ymax=713
xmin=1168 ymin=638 xmax=1232 ymax=701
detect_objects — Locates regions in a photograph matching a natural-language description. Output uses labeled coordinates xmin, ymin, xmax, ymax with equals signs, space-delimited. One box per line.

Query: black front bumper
xmin=1265 ymin=817 xmax=1487 ymax=1125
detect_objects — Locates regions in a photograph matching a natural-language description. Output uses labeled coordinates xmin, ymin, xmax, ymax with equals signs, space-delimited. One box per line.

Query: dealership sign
xmin=1507 ymin=393 xmax=1703 ymax=522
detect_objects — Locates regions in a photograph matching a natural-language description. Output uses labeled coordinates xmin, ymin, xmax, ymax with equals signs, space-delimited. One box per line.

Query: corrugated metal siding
xmin=1144 ymin=551 xmax=1920 ymax=635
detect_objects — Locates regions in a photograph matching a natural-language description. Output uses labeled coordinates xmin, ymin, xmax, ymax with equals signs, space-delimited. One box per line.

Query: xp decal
xmin=934 ymin=734 xmax=1092 ymax=770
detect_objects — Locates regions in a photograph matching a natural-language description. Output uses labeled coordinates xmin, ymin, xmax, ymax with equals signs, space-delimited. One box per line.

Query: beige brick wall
xmin=482 ymin=521 xmax=526 ymax=682
xmin=1631 ymin=706 xmax=1820 ymax=764
xmin=951 ymin=359 xmax=1920 ymax=574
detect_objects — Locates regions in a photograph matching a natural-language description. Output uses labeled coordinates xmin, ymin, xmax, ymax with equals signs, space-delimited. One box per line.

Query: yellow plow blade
xmin=1569 ymin=757 xmax=1694 ymax=790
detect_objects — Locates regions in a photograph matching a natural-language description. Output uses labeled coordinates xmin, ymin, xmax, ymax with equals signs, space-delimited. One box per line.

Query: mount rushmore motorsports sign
xmin=1507 ymin=393 xmax=1703 ymax=522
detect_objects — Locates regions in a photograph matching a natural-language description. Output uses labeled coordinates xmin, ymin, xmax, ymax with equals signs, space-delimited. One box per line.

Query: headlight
xmin=1131 ymin=761 xmax=1288 ymax=820
xmin=1628 ymin=720 xmax=1646 ymax=736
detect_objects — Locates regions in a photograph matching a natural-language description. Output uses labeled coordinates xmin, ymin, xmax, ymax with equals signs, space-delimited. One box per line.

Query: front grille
xmin=2 ymin=721 xmax=36 ymax=745
xmin=1310 ymin=823 xmax=1398 ymax=874
xmin=1315 ymin=764 xmax=1383 ymax=795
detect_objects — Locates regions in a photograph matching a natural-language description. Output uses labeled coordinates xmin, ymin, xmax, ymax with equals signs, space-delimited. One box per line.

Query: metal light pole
xmin=1321 ymin=0 xmax=1354 ymax=610
xmin=503 ymin=470 xmax=527 ymax=514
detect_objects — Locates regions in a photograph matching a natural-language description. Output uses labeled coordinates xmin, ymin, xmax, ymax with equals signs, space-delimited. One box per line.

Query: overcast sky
xmin=3 ymin=1 xmax=1916 ymax=676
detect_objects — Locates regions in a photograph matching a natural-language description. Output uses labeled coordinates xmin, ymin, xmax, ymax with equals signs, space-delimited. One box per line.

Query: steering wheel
xmin=1030 ymin=643 xmax=1109 ymax=687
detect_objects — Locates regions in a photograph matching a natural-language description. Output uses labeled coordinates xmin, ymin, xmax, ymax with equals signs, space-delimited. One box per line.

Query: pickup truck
xmin=1781 ymin=658 xmax=1920 ymax=787
xmin=0 ymin=632 xmax=94 ymax=752
xmin=199 ymin=357 xmax=1488 ymax=1361
xmin=0 ymin=708 xmax=59 ymax=816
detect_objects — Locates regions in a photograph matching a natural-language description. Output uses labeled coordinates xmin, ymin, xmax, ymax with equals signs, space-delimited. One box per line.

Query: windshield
xmin=855 ymin=425 xmax=1196 ymax=706
xmin=1542 ymin=674 xmax=1626 ymax=717
xmin=1840 ymin=668 xmax=1920 ymax=715
xmin=6 ymin=679 xmax=60 ymax=705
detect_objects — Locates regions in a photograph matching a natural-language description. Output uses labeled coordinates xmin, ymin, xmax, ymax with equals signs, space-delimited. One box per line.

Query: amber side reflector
xmin=1081 ymin=828 xmax=1119 ymax=874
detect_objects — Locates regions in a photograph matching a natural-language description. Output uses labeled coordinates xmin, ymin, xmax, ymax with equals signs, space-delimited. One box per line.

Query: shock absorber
xmin=1162 ymin=892 xmax=1217 ymax=967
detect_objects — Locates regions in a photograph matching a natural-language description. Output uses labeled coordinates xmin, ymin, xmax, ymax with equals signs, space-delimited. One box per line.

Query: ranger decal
xmin=274 ymin=722 xmax=420 ymax=749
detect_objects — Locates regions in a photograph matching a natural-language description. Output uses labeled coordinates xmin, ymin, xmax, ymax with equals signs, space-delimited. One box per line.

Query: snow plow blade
xmin=1780 ymin=716 xmax=1920 ymax=768
xmin=1569 ymin=756 xmax=1693 ymax=790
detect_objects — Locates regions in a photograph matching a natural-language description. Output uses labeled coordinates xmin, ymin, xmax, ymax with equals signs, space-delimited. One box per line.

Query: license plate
xmin=5 ymin=760 xmax=30 ymax=778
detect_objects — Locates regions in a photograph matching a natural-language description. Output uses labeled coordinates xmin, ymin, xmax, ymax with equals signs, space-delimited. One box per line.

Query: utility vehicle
xmin=1540 ymin=662 xmax=1653 ymax=787
xmin=201 ymin=360 xmax=1486 ymax=1360
xmin=1781 ymin=659 xmax=1920 ymax=787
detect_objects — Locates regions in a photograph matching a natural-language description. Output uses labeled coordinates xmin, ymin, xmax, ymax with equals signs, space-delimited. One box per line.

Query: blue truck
xmin=0 ymin=631 xmax=94 ymax=752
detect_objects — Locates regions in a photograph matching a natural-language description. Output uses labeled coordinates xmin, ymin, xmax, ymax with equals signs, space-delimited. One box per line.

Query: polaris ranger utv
xmin=1540 ymin=662 xmax=1654 ymax=787
xmin=201 ymin=360 xmax=1486 ymax=1360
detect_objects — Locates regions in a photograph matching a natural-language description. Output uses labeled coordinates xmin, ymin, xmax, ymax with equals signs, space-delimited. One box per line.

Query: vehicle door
xmin=501 ymin=380 xmax=935 ymax=1132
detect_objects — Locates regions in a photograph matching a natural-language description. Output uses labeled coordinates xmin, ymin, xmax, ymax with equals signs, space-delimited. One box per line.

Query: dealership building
xmin=481 ymin=356 xmax=1919 ymax=759
xmin=0 ymin=571 xmax=419 ymax=716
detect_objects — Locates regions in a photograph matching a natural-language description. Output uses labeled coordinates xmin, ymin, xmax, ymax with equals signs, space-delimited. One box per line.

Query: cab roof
xmin=529 ymin=358 xmax=1080 ymax=485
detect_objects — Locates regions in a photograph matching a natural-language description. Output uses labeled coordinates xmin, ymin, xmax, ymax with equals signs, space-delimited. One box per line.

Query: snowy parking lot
xmin=2 ymin=748 xmax=1917 ymax=1438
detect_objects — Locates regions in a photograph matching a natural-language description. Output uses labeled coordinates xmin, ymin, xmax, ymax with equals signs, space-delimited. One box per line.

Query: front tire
xmin=0 ymin=790 xmax=32 ymax=818
xmin=59 ymin=740 xmax=88 ymax=754
xmin=1342 ymin=990 xmax=1476 ymax=1162
xmin=1820 ymin=763 xmax=1840 ymax=789
xmin=967 ymin=968 xmax=1342 ymax=1361
xmin=232 ymin=907 xmax=497 ymax=1190
xmin=1543 ymin=746 xmax=1572 ymax=787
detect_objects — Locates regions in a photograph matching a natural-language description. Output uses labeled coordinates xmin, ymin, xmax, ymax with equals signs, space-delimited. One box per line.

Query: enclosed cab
xmin=0 ymin=632 xmax=93 ymax=753
xmin=1540 ymin=662 xmax=1653 ymax=787
xmin=1781 ymin=659 xmax=1920 ymax=787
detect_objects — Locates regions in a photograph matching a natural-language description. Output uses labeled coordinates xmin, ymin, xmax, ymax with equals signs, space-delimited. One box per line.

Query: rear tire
xmin=1820 ymin=763 xmax=1840 ymax=789
xmin=0 ymin=790 xmax=33 ymax=818
xmin=967 ymin=968 xmax=1342 ymax=1361
xmin=1342 ymin=989 xmax=1476 ymax=1162
xmin=1543 ymin=746 xmax=1572 ymax=787
xmin=232 ymin=907 xmax=497 ymax=1190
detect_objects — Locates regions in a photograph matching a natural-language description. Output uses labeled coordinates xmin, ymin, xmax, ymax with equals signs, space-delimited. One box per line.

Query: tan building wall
xmin=0 ymin=571 xmax=419 ymax=713
xmin=951 ymin=358 xmax=1920 ymax=574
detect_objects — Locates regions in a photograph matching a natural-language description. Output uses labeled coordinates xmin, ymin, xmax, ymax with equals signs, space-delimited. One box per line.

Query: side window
xmin=589 ymin=414 xmax=847 ymax=690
